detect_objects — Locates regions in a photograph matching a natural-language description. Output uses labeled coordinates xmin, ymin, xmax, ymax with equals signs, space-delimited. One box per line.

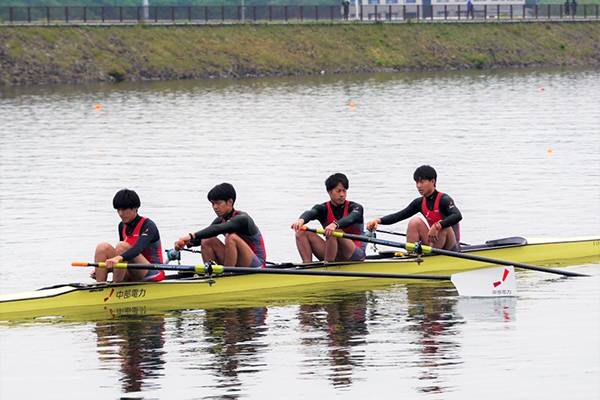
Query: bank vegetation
xmin=1 ymin=21 xmax=599 ymax=85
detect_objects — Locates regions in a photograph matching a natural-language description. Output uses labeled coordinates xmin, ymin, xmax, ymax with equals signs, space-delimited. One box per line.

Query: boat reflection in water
xmin=198 ymin=307 xmax=269 ymax=379
xmin=406 ymin=284 xmax=516 ymax=394
xmin=169 ymin=306 xmax=270 ymax=395
xmin=94 ymin=309 xmax=166 ymax=393
xmin=86 ymin=281 xmax=517 ymax=397
xmin=406 ymin=285 xmax=461 ymax=394
xmin=298 ymin=293 xmax=369 ymax=388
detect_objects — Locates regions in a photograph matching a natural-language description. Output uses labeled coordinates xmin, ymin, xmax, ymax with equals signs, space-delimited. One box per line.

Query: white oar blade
xmin=451 ymin=266 xmax=517 ymax=297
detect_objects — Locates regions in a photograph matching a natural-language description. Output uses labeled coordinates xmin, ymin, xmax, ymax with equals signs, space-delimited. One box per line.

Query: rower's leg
xmin=200 ymin=237 xmax=225 ymax=265
xmin=113 ymin=242 xmax=140 ymax=282
xmin=436 ymin=227 xmax=457 ymax=250
xmin=332 ymin=236 xmax=356 ymax=261
xmin=223 ymin=233 xmax=256 ymax=267
xmin=295 ymin=230 xmax=325 ymax=262
xmin=323 ymin=235 xmax=340 ymax=262
xmin=93 ymin=242 xmax=117 ymax=282
xmin=114 ymin=241 xmax=152 ymax=281
xmin=407 ymin=217 xmax=431 ymax=246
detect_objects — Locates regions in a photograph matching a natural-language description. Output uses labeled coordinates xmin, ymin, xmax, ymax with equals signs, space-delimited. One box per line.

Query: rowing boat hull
xmin=1 ymin=236 xmax=598 ymax=319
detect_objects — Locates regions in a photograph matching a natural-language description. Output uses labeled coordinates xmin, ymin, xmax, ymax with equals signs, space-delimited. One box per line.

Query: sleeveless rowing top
xmin=122 ymin=217 xmax=164 ymax=264
xmin=421 ymin=192 xmax=461 ymax=245
xmin=326 ymin=201 xmax=366 ymax=250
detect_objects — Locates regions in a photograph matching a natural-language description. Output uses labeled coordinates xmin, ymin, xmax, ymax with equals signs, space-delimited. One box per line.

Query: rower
xmin=291 ymin=173 xmax=367 ymax=263
xmin=92 ymin=189 xmax=165 ymax=282
xmin=174 ymin=183 xmax=267 ymax=268
xmin=367 ymin=165 xmax=462 ymax=251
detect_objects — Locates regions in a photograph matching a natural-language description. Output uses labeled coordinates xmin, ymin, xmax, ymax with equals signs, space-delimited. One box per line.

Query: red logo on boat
xmin=104 ymin=288 xmax=115 ymax=302
xmin=493 ymin=268 xmax=510 ymax=287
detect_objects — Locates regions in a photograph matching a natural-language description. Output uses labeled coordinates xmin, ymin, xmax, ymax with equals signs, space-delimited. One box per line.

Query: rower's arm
xmin=298 ymin=203 xmax=326 ymax=225
xmin=379 ymin=198 xmax=421 ymax=225
xmin=337 ymin=202 xmax=364 ymax=229
xmin=438 ymin=194 xmax=462 ymax=228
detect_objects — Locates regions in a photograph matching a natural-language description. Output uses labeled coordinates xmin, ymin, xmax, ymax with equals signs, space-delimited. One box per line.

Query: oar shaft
xmin=227 ymin=267 xmax=451 ymax=280
xmin=302 ymin=227 xmax=588 ymax=277
xmin=302 ymin=227 xmax=422 ymax=252
xmin=72 ymin=262 xmax=213 ymax=274
xmin=72 ymin=262 xmax=450 ymax=281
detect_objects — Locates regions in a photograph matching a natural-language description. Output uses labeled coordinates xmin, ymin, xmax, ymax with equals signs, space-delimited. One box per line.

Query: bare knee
xmin=407 ymin=217 xmax=426 ymax=231
xmin=295 ymin=230 xmax=306 ymax=239
xmin=95 ymin=242 xmax=114 ymax=253
xmin=201 ymin=236 xmax=223 ymax=249
xmin=223 ymin=233 xmax=241 ymax=246
xmin=115 ymin=241 xmax=132 ymax=253
xmin=406 ymin=217 xmax=428 ymax=243
xmin=95 ymin=242 xmax=117 ymax=261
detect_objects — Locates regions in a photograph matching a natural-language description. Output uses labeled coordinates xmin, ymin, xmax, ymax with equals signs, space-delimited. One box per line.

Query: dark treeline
xmin=2 ymin=0 xmax=339 ymax=6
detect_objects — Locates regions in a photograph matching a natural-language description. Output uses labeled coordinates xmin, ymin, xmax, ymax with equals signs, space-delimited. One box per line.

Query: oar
xmin=73 ymin=261 xmax=450 ymax=281
xmin=72 ymin=262 xmax=517 ymax=297
xmin=301 ymin=227 xmax=588 ymax=277
xmin=376 ymin=228 xmax=471 ymax=247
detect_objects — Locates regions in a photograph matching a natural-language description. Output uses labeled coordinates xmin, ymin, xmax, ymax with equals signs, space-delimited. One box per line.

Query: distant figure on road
xmin=571 ymin=0 xmax=577 ymax=16
xmin=342 ymin=0 xmax=350 ymax=20
xmin=466 ymin=0 xmax=474 ymax=19
xmin=564 ymin=0 xmax=570 ymax=15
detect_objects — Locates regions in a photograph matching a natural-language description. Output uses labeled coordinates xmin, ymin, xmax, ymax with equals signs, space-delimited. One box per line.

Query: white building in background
xmin=350 ymin=0 xmax=529 ymax=20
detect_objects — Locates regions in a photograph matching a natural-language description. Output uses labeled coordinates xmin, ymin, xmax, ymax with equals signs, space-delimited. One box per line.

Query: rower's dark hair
xmin=325 ymin=173 xmax=349 ymax=191
xmin=113 ymin=189 xmax=141 ymax=209
xmin=208 ymin=183 xmax=236 ymax=204
xmin=413 ymin=165 xmax=437 ymax=185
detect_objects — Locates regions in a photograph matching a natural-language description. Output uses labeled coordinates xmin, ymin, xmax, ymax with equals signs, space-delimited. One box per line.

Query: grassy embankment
xmin=1 ymin=22 xmax=599 ymax=85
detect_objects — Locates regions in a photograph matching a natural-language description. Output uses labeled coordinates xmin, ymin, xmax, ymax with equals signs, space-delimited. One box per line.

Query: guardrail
xmin=0 ymin=4 xmax=598 ymax=24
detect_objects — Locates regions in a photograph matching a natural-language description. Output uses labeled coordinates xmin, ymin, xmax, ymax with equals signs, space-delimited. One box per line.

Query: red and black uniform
xmin=119 ymin=215 xmax=164 ymax=281
xmin=299 ymin=200 xmax=366 ymax=260
xmin=379 ymin=190 xmax=462 ymax=251
xmin=189 ymin=209 xmax=267 ymax=268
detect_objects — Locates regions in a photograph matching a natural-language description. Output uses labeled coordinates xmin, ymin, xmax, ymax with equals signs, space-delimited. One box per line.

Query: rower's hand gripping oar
xmin=164 ymin=240 xmax=202 ymax=264
xmin=163 ymin=240 xmax=187 ymax=264
xmin=72 ymin=261 xmax=517 ymax=297
xmin=300 ymin=226 xmax=588 ymax=277
xmin=165 ymin=248 xmax=182 ymax=264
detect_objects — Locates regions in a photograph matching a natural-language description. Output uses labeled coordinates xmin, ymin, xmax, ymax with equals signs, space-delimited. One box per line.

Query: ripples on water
xmin=1 ymin=67 xmax=599 ymax=399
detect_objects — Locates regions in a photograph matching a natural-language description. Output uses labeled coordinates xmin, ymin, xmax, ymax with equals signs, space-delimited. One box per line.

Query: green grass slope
xmin=1 ymin=22 xmax=599 ymax=85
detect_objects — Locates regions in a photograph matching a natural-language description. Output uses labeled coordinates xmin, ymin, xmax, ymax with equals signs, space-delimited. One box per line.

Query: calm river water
xmin=1 ymin=67 xmax=599 ymax=399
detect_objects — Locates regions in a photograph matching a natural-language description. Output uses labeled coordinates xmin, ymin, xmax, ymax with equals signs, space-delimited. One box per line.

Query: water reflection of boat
xmin=0 ymin=282 xmax=526 ymax=397
xmin=298 ymin=293 xmax=369 ymax=388
xmin=94 ymin=315 xmax=166 ymax=393
xmin=405 ymin=284 xmax=462 ymax=395
xmin=455 ymin=297 xmax=517 ymax=323
xmin=167 ymin=306 xmax=270 ymax=396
